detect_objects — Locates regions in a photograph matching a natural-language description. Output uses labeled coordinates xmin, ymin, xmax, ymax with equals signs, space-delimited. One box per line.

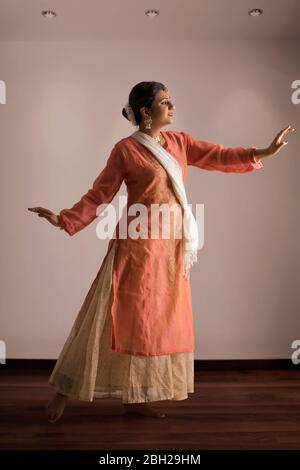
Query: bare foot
xmin=46 ymin=392 xmax=68 ymax=423
xmin=122 ymin=402 xmax=166 ymax=418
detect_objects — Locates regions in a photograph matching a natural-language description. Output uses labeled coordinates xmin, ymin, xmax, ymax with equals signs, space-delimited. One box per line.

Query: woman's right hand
xmin=28 ymin=207 xmax=63 ymax=229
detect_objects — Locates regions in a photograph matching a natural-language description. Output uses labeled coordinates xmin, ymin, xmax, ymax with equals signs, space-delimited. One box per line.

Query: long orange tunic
xmin=59 ymin=130 xmax=263 ymax=356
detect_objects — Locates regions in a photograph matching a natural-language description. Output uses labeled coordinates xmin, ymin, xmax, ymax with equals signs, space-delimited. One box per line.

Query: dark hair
xmin=122 ymin=81 xmax=167 ymax=126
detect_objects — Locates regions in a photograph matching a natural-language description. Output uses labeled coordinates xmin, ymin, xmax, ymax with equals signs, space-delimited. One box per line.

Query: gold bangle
xmin=57 ymin=215 xmax=64 ymax=230
xmin=251 ymin=147 xmax=261 ymax=164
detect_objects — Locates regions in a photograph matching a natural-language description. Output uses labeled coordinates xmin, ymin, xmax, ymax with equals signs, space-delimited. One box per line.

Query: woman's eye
xmin=161 ymin=100 xmax=173 ymax=106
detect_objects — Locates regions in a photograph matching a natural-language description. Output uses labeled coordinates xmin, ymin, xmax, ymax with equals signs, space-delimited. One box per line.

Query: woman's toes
xmin=46 ymin=404 xmax=56 ymax=422
xmin=45 ymin=395 xmax=67 ymax=423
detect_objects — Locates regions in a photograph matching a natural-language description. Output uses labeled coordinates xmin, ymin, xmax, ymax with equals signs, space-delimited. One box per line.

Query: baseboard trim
xmin=1 ymin=358 xmax=297 ymax=371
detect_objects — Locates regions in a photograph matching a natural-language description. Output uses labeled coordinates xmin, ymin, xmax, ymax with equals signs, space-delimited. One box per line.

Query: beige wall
xmin=0 ymin=39 xmax=299 ymax=359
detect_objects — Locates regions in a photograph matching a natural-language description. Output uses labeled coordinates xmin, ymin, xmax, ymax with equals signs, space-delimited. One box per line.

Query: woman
xmin=28 ymin=81 xmax=295 ymax=422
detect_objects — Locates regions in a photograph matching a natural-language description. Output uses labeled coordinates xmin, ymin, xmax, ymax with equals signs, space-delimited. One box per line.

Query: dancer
xmin=28 ymin=81 xmax=295 ymax=422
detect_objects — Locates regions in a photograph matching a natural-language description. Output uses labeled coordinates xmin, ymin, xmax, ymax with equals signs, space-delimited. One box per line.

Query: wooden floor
xmin=1 ymin=369 xmax=300 ymax=450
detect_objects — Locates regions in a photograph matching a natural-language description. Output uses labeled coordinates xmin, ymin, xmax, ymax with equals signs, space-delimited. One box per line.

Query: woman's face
xmin=141 ymin=89 xmax=175 ymax=127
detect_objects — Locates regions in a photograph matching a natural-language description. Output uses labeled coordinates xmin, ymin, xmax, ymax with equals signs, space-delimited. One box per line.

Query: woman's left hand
xmin=266 ymin=125 xmax=295 ymax=157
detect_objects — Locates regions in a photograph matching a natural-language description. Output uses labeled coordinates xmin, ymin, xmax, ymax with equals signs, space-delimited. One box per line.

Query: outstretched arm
xmin=182 ymin=131 xmax=263 ymax=173
xmin=59 ymin=143 xmax=126 ymax=236
xmin=182 ymin=125 xmax=295 ymax=173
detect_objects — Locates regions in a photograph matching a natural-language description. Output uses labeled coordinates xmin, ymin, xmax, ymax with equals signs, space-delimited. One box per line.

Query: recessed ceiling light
xmin=145 ymin=9 xmax=159 ymax=18
xmin=41 ymin=10 xmax=57 ymax=19
xmin=248 ymin=8 xmax=263 ymax=17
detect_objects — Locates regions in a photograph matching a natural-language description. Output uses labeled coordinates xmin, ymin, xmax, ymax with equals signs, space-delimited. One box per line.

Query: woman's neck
xmin=138 ymin=128 xmax=162 ymax=139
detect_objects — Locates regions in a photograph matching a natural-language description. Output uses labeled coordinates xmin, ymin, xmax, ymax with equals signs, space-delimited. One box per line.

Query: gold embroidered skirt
xmin=48 ymin=241 xmax=194 ymax=403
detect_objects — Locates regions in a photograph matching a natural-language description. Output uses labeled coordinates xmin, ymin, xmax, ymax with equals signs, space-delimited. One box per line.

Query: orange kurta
xmin=59 ymin=130 xmax=263 ymax=356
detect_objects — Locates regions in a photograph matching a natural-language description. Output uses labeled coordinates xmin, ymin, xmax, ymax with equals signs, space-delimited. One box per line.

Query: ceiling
xmin=0 ymin=0 xmax=299 ymax=40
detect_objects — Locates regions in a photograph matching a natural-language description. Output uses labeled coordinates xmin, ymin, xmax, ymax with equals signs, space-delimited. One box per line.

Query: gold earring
xmin=144 ymin=115 xmax=152 ymax=129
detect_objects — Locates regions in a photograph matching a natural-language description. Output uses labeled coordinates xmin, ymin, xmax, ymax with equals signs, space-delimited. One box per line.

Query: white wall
xmin=0 ymin=39 xmax=299 ymax=359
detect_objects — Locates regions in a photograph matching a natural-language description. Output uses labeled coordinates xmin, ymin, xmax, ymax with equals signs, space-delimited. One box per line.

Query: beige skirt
xmin=49 ymin=241 xmax=194 ymax=403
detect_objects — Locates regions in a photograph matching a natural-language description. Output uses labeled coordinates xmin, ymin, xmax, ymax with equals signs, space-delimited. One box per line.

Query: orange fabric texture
xmin=59 ymin=131 xmax=263 ymax=356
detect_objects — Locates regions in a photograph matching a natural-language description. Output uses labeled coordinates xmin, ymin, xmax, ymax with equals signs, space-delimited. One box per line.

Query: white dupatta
xmin=131 ymin=130 xmax=199 ymax=278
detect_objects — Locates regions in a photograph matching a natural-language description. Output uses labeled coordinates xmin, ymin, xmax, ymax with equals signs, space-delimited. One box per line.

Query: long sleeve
xmin=59 ymin=143 xmax=126 ymax=236
xmin=182 ymin=131 xmax=264 ymax=173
